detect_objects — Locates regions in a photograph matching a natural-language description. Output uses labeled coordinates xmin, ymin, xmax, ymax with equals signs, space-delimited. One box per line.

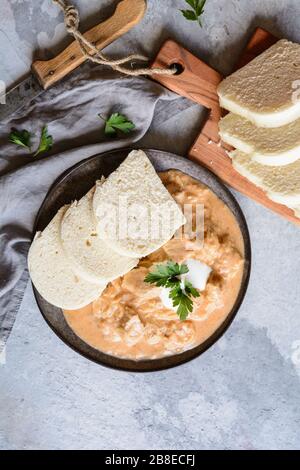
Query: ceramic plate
xmin=33 ymin=148 xmax=251 ymax=372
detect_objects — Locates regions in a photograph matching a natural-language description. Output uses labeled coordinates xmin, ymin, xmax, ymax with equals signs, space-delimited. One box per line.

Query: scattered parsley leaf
xmin=185 ymin=0 xmax=197 ymax=7
xmin=144 ymin=261 xmax=200 ymax=321
xmin=99 ymin=113 xmax=135 ymax=136
xmin=34 ymin=126 xmax=53 ymax=157
xmin=180 ymin=9 xmax=198 ymax=21
xmin=180 ymin=0 xmax=207 ymax=26
xmin=9 ymin=128 xmax=31 ymax=150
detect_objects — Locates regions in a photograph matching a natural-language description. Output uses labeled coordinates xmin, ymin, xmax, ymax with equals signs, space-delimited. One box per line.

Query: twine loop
xmin=64 ymin=5 xmax=79 ymax=32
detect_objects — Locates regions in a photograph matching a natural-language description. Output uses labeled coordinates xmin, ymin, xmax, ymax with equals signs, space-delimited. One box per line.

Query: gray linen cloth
xmin=0 ymin=65 xmax=179 ymax=352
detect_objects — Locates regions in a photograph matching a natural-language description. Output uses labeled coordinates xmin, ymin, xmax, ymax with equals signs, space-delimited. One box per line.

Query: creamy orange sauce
xmin=64 ymin=171 xmax=245 ymax=360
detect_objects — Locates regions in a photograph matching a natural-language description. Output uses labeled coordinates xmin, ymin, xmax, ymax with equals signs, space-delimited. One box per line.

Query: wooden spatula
xmin=32 ymin=0 xmax=147 ymax=89
xmin=2 ymin=0 xmax=147 ymax=121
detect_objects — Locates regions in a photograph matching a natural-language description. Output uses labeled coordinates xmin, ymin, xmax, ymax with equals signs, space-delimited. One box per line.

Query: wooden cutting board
xmin=151 ymin=28 xmax=300 ymax=226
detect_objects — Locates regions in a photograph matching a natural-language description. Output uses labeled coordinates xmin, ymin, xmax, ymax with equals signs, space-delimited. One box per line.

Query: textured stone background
xmin=1 ymin=0 xmax=300 ymax=450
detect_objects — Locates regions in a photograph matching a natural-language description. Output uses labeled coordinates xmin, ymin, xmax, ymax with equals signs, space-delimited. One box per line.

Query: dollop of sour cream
xmin=184 ymin=259 xmax=212 ymax=291
xmin=159 ymin=259 xmax=212 ymax=310
xmin=160 ymin=287 xmax=177 ymax=311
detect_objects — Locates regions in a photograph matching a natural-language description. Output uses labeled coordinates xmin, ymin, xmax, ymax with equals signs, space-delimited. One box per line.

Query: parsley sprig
xmin=180 ymin=0 xmax=207 ymax=26
xmin=34 ymin=126 xmax=53 ymax=156
xmin=144 ymin=261 xmax=200 ymax=321
xmin=99 ymin=113 xmax=135 ymax=136
xmin=144 ymin=261 xmax=188 ymax=287
xmin=9 ymin=129 xmax=32 ymax=150
xmin=9 ymin=125 xmax=53 ymax=157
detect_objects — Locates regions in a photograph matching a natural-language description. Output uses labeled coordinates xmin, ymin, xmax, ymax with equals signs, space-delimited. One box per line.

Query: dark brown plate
xmin=33 ymin=148 xmax=251 ymax=372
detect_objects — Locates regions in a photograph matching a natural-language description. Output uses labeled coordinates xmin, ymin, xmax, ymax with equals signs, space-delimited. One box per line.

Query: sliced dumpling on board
xmin=230 ymin=150 xmax=300 ymax=209
xmin=28 ymin=206 xmax=106 ymax=310
xmin=218 ymin=39 xmax=300 ymax=128
xmin=219 ymin=113 xmax=300 ymax=166
xmin=291 ymin=205 xmax=300 ymax=218
xmin=92 ymin=150 xmax=186 ymax=257
xmin=60 ymin=186 xmax=138 ymax=284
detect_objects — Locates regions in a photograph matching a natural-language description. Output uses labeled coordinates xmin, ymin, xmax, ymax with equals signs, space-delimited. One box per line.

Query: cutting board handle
xmin=32 ymin=0 xmax=146 ymax=90
xmin=151 ymin=40 xmax=223 ymax=144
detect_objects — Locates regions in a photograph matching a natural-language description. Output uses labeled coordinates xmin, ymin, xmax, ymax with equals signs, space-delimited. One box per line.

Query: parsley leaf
xmin=9 ymin=128 xmax=31 ymax=150
xmin=144 ymin=261 xmax=188 ymax=288
xmin=99 ymin=113 xmax=135 ymax=136
xmin=34 ymin=126 xmax=53 ymax=157
xmin=169 ymin=284 xmax=194 ymax=321
xmin=181 ymin=9 xmax=198 ymax=21
xmin=180 ymin=0 xmax=207 ymax=26
xmin=144 ymin=261 xmax=200 ymax=321
xmin=185 ymin=0 xmax=197 ymax=7
xmin=184 ymin=280 xmax=200 ymax=299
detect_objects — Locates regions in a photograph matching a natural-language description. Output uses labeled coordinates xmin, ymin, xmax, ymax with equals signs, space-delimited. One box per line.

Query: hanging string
xmin=53 ymin=0 xmax=176 ymax=77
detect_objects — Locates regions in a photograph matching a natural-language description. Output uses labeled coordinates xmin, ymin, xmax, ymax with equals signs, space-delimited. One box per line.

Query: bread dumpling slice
xmin=219 ymin=113 xmax=300 ymax=166
xmin=291 ymin=205 xmax=300 ymax=218
xmin=230 ymin=150 xmax=300 ymax=207
xmin=218 ymin=39 xmax=300 ymax=128
xmin=28 ymin=206 xmax=105 ymax=310
xmin=92 ymin=150 xmax=186 ymax=257
xmin=60 ymin=186 xmax=138 ymax=284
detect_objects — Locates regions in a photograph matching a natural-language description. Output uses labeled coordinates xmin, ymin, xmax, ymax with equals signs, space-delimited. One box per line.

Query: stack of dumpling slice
xmin=217 ymin=39 xmax=300 ymax=218
xmin=28 ymin=150 xmax=185 ymax=310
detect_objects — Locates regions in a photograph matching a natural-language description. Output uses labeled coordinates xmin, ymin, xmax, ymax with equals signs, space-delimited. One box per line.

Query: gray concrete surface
xmin=1 ymin=0 xmax=300 ymax=450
